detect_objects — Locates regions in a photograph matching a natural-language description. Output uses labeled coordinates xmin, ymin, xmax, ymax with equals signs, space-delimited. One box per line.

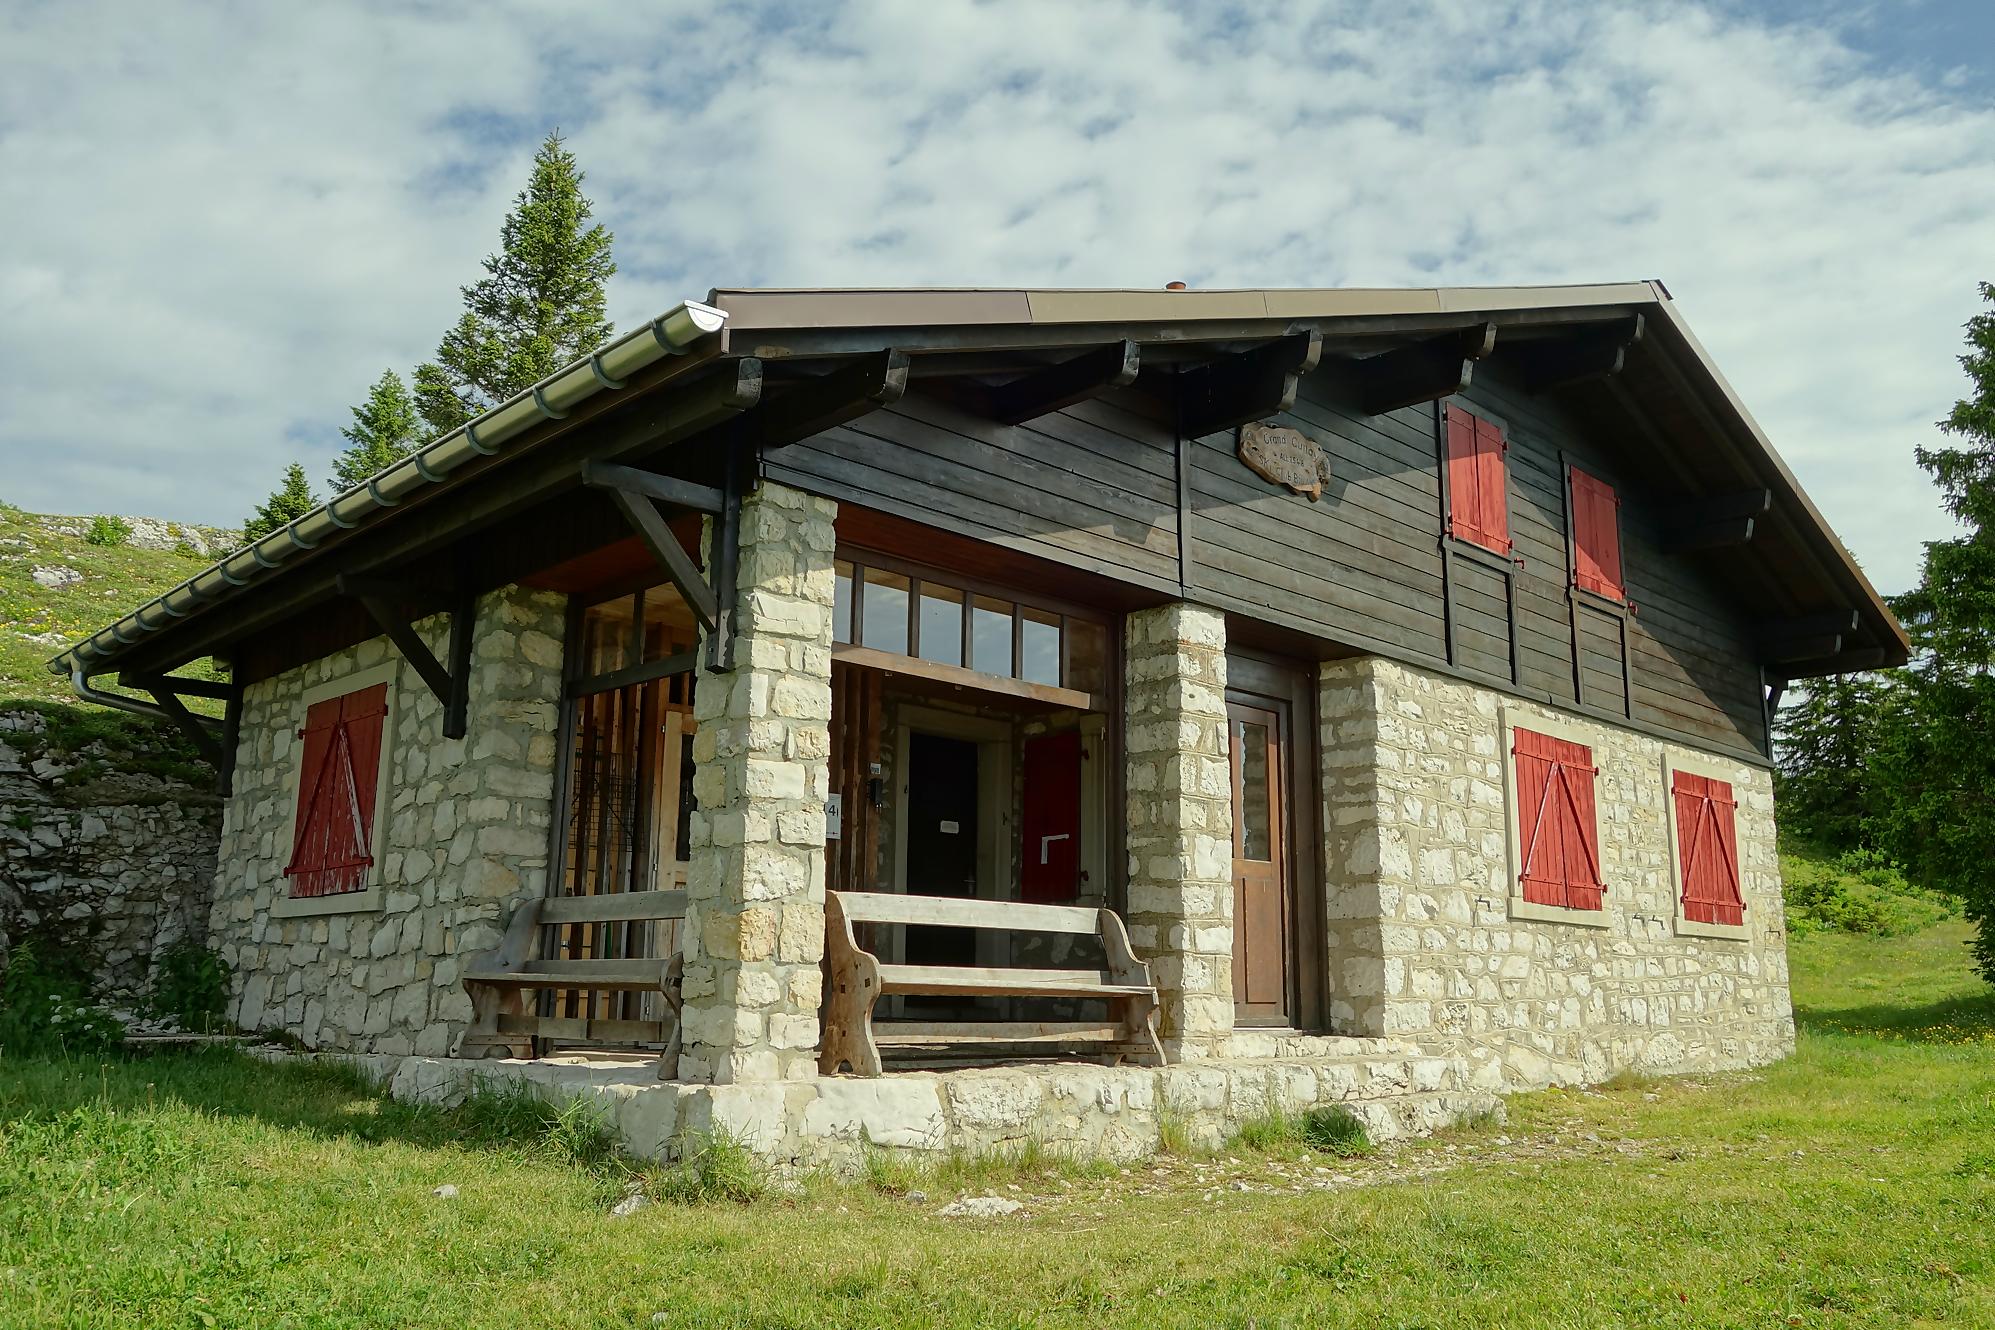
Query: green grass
xmin=2 ymin=916 xmax=1990 ymax=1328
xmin=0 ymin=500 xmax=232 ymax=712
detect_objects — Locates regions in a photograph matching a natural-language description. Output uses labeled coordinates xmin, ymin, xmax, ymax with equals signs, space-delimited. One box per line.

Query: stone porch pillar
xmin=1123 ymin=602 xmax=1234 ymax=1056
xmin=679 ymin=482 xmax=838 ymax=1084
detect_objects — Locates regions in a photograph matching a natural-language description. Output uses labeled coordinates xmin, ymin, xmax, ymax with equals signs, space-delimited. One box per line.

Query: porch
xmin=331 ymin=1036 xmax=1502 ymax=1175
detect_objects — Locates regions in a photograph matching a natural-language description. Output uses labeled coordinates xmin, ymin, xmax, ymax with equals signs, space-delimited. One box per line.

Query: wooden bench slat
xmin=836 ymin=890 xmax=1101 ymax=934
xmin=538 ymin=890 xmax=688 ymax=926
xmin=874 ymin=1021 xmax=1126 ymax=1045
xmin=497 ymin=1015 xmax=669 ymax=1043
xmin=464 ymin=959 xmax=669 ymax=990
xmin=875 ymin=963 xmax=1148 ymax=998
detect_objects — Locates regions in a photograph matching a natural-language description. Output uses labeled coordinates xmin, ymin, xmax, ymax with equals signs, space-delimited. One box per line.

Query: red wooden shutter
xmin=1020 ymin=729 xmax=1082 ymax=902
xmin=284 ymin=683 xmax=389 ymax=898
xmin=1569 ymin=466 xmax=1624 ymax=600
xmin=1445 ymin=406 xmax=1511 ymax=555
xmin=1673 ymin=771 xmax=1744 ymax=925
xmin=1513 ymin=727 xmax=1604 ymax=911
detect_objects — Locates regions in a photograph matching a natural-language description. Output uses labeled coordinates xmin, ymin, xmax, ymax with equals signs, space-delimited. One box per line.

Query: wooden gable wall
xmin=759 ymin=361 xmax=1771 ymax=762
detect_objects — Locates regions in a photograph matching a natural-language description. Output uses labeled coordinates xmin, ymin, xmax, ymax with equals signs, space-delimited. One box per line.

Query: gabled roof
xmin=51 ymin=282 xmax=1907 ymax=691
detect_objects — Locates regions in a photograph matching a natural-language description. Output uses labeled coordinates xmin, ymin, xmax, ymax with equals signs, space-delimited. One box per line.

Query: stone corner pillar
xmin=1123 ymin=601 xmax=1233 ymax=1058
xmin=679 ymin=482 xmax=837 ymax=1084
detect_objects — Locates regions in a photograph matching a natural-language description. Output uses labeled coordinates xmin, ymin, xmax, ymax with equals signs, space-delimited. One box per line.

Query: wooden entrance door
xmin=1229 ymin=699 xmax=1290 ymax=1024
xmin=903 ymin=731 xmax=981 ymax=969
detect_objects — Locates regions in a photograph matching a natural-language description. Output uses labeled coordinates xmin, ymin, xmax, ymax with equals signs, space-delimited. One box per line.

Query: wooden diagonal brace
xmin=593 ymin=483 xmax=719 ymax=631
xmin=1178 ymin=331 xmax=1323 ymax=439
xmin=143 ymin=684 xmax=224 ymax=770
xmin=336 ymin=574 xmax=475 ymax=739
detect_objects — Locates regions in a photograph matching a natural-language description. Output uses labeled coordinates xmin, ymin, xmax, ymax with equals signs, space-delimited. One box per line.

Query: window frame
xmin=271 ymin=660 xmax=400 ymax=919
xmin=1663 ymin=750 xmax=1753 ymax=941
xmin=1500 ymin=707 xmax=1612 ymax=929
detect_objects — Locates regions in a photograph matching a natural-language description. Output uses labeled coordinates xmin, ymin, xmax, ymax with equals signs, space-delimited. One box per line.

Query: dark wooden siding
xmin=765 ymin=363 xmax=1769 ymax=761
xmin=762 ymin=390 xmax=1180 ymax=595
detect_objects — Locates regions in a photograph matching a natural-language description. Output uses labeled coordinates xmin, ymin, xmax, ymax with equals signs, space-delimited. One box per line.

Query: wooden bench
xmin=819 ymin=890 xmax=1166 ymax=1076
xmin=456 ymin=889 xmax=686 ymax=1079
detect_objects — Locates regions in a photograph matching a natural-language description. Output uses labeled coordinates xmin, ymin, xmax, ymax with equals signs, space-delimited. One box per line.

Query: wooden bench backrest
xmin=539 ymin=889 xmax=688 ymax=927
xmin=832 ymin=890 xmax=1101 ymax=936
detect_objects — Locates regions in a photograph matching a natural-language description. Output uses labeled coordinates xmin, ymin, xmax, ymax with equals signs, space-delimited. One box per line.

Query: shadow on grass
xmin=1795 ymin=991 xmax=1995 ymax=1045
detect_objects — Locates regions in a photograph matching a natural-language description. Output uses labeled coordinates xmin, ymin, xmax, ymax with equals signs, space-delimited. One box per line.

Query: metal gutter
xmin=50 ymin=300 xmax=728 ymax=689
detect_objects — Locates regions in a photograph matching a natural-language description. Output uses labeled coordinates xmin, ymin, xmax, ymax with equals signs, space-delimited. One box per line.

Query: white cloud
xmin=2 ymin=0 xmax=1989 ymax=592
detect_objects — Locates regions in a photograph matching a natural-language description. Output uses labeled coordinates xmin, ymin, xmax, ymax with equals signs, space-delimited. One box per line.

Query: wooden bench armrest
xmin=1096 ymin=907 xmax=1153 ymax=988
xmin=464 ymin=897 xmax=545 ymax=979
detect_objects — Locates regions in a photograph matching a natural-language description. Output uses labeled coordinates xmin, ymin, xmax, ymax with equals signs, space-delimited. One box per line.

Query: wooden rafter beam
xmin=1781 ymin=647 xmax=1889 ymax=678
xmin=1178 ymin=331 xmax=1323 ymax=439
xmin=1661 ymin=488 xmax=1772 ymax=527
xmin=1763 ymin=634 xmax=1843 ymax=664
xmin=983 ymin=341 xmax=1141 ymax=425
xmin=119 ymin=671 xmax=238 ymax=702
xmin=1349 ymin=323 xmax=1496 ymax=416
xmin=754 ymin=349 xmax=910 ymax=448
xmin=1760 ymin=610 xmax=1861 ymax=647
xmin=577 ymin=462 xmax=723 ymax=514
xmin=1507 ymin=315 xmax=1644 ymax=393
xmin=1662 ymin=516 xmax=1755 ymax=553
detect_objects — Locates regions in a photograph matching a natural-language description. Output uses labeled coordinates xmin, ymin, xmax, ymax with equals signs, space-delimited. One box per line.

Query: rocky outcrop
xmin=0 ymin=710 xmax=221 ymax=997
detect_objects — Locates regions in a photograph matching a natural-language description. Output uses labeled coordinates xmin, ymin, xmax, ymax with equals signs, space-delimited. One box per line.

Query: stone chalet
xmin=51 ymin=284 xmax=1906 ymax=1168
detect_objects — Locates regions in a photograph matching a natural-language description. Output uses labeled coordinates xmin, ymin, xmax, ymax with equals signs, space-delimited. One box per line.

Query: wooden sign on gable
xmin=1237 ymin=421 xmax=1332 ymax=502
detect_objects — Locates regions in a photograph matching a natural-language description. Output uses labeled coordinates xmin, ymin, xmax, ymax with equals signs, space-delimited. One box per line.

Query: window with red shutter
xmin=1444 ymin=405 xmax=1511 ymax=556
xmin=1569 ymin=466 xmax=1624 ymax=601
xmin=1512 ymin=726 xmax=1604 ymax=913
xmin=1672 ymin=770 xmax=1744 ymax=927
xmin=284 ymin=682 xmax=389 ymax=898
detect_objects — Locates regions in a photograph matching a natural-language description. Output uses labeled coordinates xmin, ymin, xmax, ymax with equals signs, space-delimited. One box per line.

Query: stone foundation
xmin=1319 ymin=657 xmax=1794 ymax=1089
xmin=207 ymin=585 xmax=565 ymax=1055
xmin=321 ymin=1041 xmax=1502 ymax=1177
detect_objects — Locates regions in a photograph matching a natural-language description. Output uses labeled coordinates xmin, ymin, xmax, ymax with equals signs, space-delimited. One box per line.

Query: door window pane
xmin=861 ymin=569 xmax=910 ymax=655
xmin=917 ymin=585 xmax=964 ymax=666
xmin=971 ymin=596 xmax=1013 ymax=676
xmin=833 ymin=561 xmax=853 ymax=643
xmin=1021 ymin=607 xmax=1061 ymax=686
xmin=1237 ymin=719 xmax=1272 ymax=861
xmin=1065 ymin=619 xmax=1109 ymax=696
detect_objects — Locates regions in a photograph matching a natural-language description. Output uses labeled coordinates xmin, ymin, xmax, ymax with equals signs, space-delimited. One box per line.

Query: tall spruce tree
xmin=414 ymin=131 xmax=616 ymax=433
xmin=1772 ymin=673 xmax=1900 ymax=850
xmin=328 ymin=370 xmax=421 ymax=492
xmin=241 ymin=462 xmax=318 ymax=542
xmin=1872 ymin=282 xmax=1995 ymax=983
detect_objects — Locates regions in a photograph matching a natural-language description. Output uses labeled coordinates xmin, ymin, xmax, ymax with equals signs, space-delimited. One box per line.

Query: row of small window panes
xmin=832 ymin=561 xmax=1110 ymax=695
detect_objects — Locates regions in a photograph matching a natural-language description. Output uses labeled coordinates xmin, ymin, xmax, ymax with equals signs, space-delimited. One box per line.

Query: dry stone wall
xmin=0 ymin=710 xmax=219 ymax=999
xmin=1319 ymin=657 xmax=1793 ymax=1089
xmin=208 ymin=585 xmax=564 ymax=1056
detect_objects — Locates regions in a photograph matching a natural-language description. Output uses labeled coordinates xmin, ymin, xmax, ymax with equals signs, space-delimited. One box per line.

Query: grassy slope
xmin=2 ymin=903 xmax=1990 ymax=1328
xmin=0 ymin=502 xmax=233 ymax=709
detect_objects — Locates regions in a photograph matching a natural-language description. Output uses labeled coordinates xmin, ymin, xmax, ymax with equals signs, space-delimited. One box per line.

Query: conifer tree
xmin=414 ymin=131 xmax=616 ymax=432
xmin=327 ymin=370 xmax=421 ymax=493
xmin=241 ymin=462 xmax=317 ymax=542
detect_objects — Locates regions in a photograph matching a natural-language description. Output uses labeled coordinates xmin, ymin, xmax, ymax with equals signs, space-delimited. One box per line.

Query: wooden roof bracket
xmin=1348 ymin=323 xmax=1497 ymax=416
xmin=120 ymin=670 xmax=241 ymax=791
xmin=1508 ymin=315 xmax=1645 ymax=394
xmin=1661 ymin=488 xmax=1771 ymax=554
xmin=981 ymin=340 xmax=1141 ymax=425
xmin=753 ymin=349 xmax=910 ymax=451
xmin=1176 ymin=331 xmax=1323 ymax=439
xmin=335 ymin=574 xmax=477 ymax=740
xmin=1757 ymin=610 xmax=1861 ymax=666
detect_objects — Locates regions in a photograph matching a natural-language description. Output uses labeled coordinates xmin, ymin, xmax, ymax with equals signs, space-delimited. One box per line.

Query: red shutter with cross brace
xmin=1513 ymin=726 xmax=1604 ymax=911
xmin=1674 ymin=770 xmax=1744 ymax=926
xmin=284 ymin=683 xmax=388 ymax=898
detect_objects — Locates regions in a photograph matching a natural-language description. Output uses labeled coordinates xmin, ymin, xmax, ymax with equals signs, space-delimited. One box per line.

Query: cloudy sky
xmin=3 ymin=0 xmax=1991 ymax=594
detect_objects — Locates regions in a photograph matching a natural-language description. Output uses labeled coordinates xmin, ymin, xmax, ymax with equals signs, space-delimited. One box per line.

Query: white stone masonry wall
xmin=1319 ymin=657 xmax=1794 ymax=1089
xmin=680 ymin=483 xmax=838 ymax=1083
xmin=1123 ymin=603 xmax=1233 ymax=1053
xmin=207 ymin=585 xmax=564 ymax=1055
